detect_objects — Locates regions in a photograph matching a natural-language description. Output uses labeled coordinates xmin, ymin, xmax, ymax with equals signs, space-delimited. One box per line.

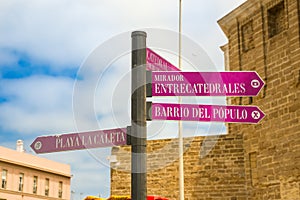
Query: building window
xmin=1 ymin=169 xmax=7 ymax=189
xmin=58 ymin=181 xmax=63 ymax=198
xmin=33 ymin=176 xmax=38 ymax=194
xmin=18 ymin=173 xmax=24 ymax=192
xmin=242 ymin=20 xmax=254 ymax=52
xmin=45 ymin=178 xmax=49 ymax=196
xmin=249 ymin=152 xmax=258 ymax=186
xmin=268 ymin=1 xmax=286 ymax=38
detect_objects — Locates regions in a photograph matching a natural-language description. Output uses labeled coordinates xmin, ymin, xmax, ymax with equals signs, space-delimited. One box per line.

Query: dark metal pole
xmin=131 ymin=31 xmax=147 ymax=200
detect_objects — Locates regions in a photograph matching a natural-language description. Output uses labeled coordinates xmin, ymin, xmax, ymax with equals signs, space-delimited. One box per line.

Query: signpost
xmin=148 ymin=71 xmax=265 ymax=96
xmin=147 ymin=102 xmax=265 ymax=124
xmin=30 ymin=128 xmax=127 ymax=154
xmin=146 ymin=48 xmax=180 ymax=71
xmin=131 ymin=31 xmax=147 ymax=200
xmin=30 ymin=31 xmax=266 ymax=200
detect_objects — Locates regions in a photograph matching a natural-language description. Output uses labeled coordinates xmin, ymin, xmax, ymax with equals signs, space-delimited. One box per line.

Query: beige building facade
xmin=0 ymin=144 xmax=71 ymax=200
xmin=110 ymin=0 xmax=300 ymax=199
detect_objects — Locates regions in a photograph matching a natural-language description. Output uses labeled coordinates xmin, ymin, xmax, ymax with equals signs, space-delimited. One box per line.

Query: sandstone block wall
xmin=111 ymin=134 xmax=247 ymax=200
xmin=219 ymin=0 xmax=300 ymax=199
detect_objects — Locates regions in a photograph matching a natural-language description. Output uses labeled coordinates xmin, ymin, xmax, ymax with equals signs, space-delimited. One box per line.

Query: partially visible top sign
xmin=146 ymin=48 xmax=180 ymax=71
xmin=30 ymin=128 xmax=127 ymax=154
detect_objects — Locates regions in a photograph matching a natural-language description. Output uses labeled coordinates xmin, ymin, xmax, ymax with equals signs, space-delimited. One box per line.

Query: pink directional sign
xmin=151 ymin=71 xmax=264 ymax=96
xmin=149 ymin=103 xmax=265 ymax=124
xmin=146 ymin=48 xmax=180 ymax=71
xmin=30 ymin=128 xmax=127 ymax=154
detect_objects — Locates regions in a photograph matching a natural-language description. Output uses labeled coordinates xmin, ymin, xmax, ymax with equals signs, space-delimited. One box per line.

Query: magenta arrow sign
xmin=148 ymin=103 xmax=265 ymax=124
xmin=146 ymin=48 xmax=180 ymax=71
xmin=150 ymin=71 xmax=264 ymax=96
xmin=30 ymin=128 xmax=127 ymax=154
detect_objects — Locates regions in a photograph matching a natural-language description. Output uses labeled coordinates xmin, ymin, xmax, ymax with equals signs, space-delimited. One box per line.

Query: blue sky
xmin=0 ymin=0 xmax=246 ymax=199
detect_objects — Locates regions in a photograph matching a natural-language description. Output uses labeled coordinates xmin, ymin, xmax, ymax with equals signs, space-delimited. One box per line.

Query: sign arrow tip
xmin=30 ymin=138 xmax=43 ymax=154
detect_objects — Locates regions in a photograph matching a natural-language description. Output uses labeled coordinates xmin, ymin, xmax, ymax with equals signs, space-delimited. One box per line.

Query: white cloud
xmin=0 ymin=75 xmax=75 ymax=134
xmin=0 ymin=49 xmax=18 ymax=67
xmin=0 ymin=0 xmax=178 ymax=70
xmin=182 ymin=0 xmax=247 ymax=67
xmin=0 ymin=0 xmax=246 ymax=70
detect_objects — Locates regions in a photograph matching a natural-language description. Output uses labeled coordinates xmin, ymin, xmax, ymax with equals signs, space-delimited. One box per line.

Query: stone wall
xmin=219 ymin=0 xmax=300 ymax=199
xmin=111 ymin=134 xmax=247 ymax=200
